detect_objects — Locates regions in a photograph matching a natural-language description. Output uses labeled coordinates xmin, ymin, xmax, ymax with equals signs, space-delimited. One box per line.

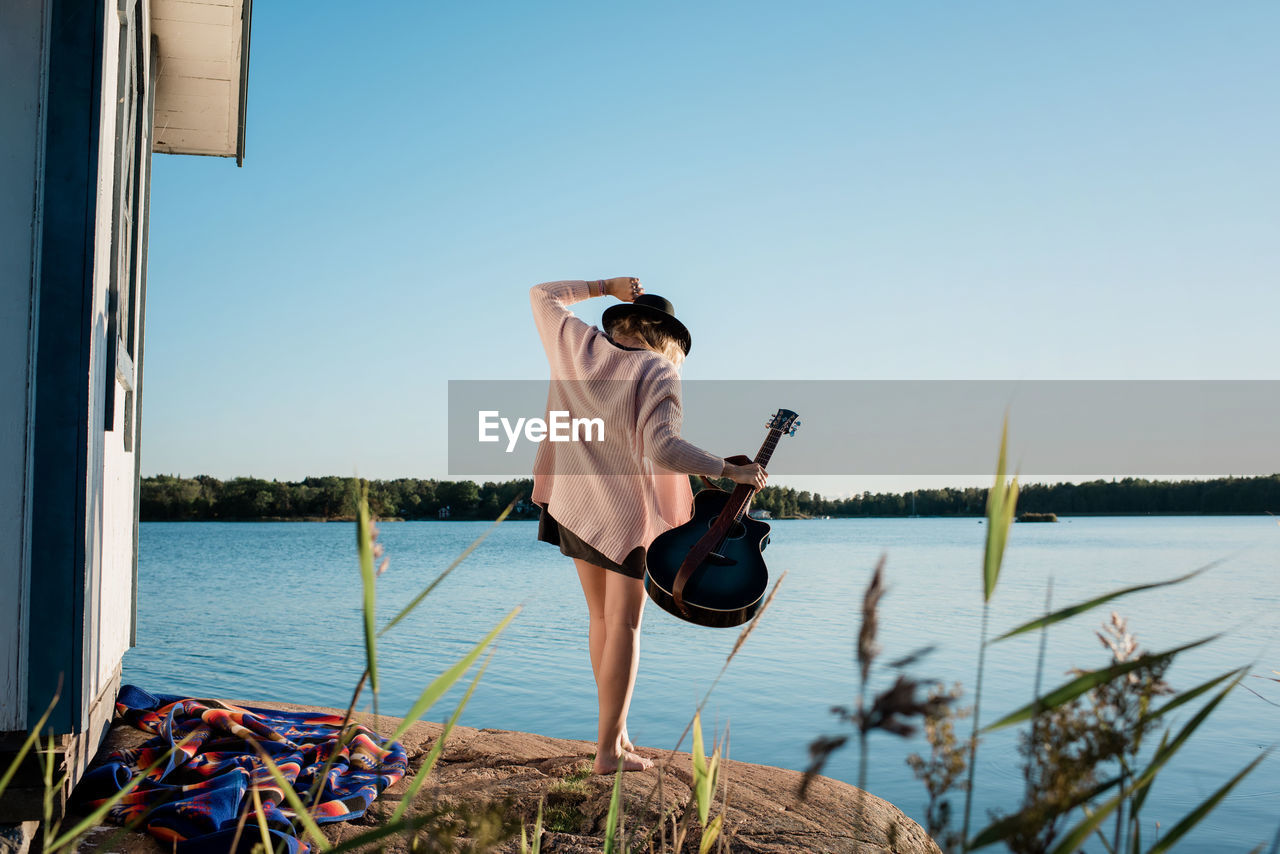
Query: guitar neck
xmin=754 ymin=429 xmax=783 ymax=469
xmin=700 ymin=409 xmax=798 ymax=551
xmin=721 ymin=428 xmax=783 ymax=527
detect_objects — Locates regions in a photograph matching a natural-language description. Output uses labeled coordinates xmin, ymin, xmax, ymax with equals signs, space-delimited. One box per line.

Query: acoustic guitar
xmin=644 ymin=409 xmax=800 ymax=628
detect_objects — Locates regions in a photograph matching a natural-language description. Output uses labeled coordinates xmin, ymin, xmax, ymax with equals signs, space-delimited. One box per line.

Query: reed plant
xmin=802 ymin=418 xmax=1273 ymax=853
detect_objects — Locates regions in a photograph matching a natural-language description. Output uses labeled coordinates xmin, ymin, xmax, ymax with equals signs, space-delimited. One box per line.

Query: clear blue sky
xmin=141 ymin=0 xmax=1279 ymax=496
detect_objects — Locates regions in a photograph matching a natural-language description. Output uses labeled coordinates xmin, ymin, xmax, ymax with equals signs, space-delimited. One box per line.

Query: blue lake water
xmin=125 ymin=517 xmax=1280 ymax=851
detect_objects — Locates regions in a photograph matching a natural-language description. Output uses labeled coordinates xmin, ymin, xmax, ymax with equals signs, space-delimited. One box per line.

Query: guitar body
xmin=645 ymin=486 xmax=772 ymax=628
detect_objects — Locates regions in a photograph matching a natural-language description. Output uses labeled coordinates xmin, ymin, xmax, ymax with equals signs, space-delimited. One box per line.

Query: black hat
xmin=602 ymin=294 xmax=692 ymax=356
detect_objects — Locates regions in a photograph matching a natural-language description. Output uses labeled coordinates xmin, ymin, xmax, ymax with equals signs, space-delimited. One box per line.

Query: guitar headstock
xmin=767 ymin=408 xmax=801 ymax=437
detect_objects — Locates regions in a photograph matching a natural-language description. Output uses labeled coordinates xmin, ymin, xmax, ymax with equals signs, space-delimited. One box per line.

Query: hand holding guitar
xmin=644 ymin=409 xmax=799 ymax=628
xmin=723 ymin=460 xmax=768 ymax=491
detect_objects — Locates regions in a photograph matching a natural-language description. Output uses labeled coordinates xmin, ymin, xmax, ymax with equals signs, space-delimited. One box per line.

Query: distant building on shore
xmin=1 ymin=0 xmax=253 ymax=820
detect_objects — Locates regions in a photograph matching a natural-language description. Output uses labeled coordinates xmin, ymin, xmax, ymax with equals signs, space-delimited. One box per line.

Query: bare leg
xmin=596 ymin=566 xmax=651 ymax=772
xmin=575 ymin=559 xmax=651 ymax=772
xmin=576 ymin=559 xmax=607 ymax=683
xmin=575 ymin=560 xmax=636 ymax=751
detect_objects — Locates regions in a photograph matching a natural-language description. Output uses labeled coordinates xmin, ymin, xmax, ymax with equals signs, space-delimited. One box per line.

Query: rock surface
xmin=78 ymin=699 xmax=940 ymax=853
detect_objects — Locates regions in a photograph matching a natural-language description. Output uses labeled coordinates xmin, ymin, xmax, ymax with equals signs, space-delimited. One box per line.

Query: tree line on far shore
xmin=139 ymin=472 xmax=1280 ymax=522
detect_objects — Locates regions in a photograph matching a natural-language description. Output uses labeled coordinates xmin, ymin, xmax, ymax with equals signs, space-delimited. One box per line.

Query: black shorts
xmin=537 ymin=506 xmax=647 ymax=580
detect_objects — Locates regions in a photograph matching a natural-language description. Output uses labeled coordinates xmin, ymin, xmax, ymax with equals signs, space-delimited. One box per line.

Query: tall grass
xmin=961 ymin=414 xmax=1020 ymax=845
xmin=803 ymin=418 xmax=1272 ymax=853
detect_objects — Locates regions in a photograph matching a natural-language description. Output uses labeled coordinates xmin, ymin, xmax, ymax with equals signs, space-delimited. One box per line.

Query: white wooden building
xmin=1 ymin=0 xmax=252 ymax=819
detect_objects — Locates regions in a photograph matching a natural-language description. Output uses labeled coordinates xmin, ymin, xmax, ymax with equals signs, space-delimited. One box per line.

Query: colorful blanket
xmin=74 ymin=685 xmax=408 ymax=854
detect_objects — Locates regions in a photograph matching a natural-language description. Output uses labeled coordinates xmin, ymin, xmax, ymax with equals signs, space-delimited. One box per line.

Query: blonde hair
xmin=606 ymin=314 xmax=686 ymax=366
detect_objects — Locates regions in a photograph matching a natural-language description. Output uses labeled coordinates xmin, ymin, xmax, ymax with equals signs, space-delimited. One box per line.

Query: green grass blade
xmin=969 ymin=776 xmax=1121 ymax=850
xmin=0 ymin=693 xmax=56 ymax=799
xmin=706 ymin=749 xmax=720 ymax=815
xmin=691 ymin=712 xmax=722 ymax=826
xmin=699 ymin=814 xmax=723 ymax=854
xmin=1140 ymin=667 xmax=1247 ymax=727
xmin=1133 ymin=673 xmax=1246 ymax=818
xmin=390 ymin=650 xmax=494 ymax=823
xmin=41 ymin=732 xmax=56 ymax=838
xmin=1145 ymin=749 xmax=1270 ymax=854
xmin=1143 ymin=673 xmax=1241 ymax=774
xmin=524 ymin=804 xmax=545 ymax=854
xmin=1130 ymin=730 xmax=1170 ymax=828
xmin=378 ymin=497 xmax=520 ymax=637
xmin=356 ymin=482 xmax=378 ymax=699
xmin=984 ymin=635 xmax=1220 ymax=732
xmin=388 ymin=606 xmax=520 ymax=743
xmin=692 ymin=712 xmax=706 ymax=779
xmin=982 ymin=416 xmax=1018 ymax=603
xmin=969 ymin=813 xmax=1023 ymax=850
xmin=250 ymin=744 xmax=329 ymax=851
xmin=990 ymin=562 xmax=1218 ymax=643
xmin=251 ymin=785 xmax=276 ymax=854
xmin=1089 ymin=809 xmax=1119 ymax=854
xmin=1047 ymin=789 xmax=1127 ymax=854
xmin=603 ymin=762 xmax=625 ymax=854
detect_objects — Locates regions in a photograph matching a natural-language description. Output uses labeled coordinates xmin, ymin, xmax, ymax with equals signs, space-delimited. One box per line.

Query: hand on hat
xmin=602 ymin=277 xmax=644 ymax=302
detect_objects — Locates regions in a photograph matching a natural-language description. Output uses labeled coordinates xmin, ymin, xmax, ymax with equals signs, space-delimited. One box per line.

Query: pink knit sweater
xmin=530 ymin=280 xmax=726 ymax=565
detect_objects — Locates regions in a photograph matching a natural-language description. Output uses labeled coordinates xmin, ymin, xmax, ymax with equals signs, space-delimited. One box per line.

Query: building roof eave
xmin=150 ymin=0 xmax=252 ymax=165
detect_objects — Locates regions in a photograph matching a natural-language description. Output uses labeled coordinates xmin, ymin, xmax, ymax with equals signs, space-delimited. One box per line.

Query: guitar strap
xmin=672 ymin=468 xmax=756 ymax=615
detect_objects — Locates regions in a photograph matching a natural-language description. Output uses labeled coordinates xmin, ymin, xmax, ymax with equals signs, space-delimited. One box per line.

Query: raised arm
xmin=529 ymin=280 xmax=596 ymax=360
xmin=530 ymin=278 xmax=644 ymax=361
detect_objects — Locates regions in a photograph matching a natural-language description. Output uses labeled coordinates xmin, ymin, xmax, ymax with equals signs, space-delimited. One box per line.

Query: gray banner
xmin=448 ymin=380 xmax=1280 ymax=476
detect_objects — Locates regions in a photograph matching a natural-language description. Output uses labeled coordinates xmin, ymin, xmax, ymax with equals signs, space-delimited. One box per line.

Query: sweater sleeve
xmin=638 ymin=367 xmax=726 ymax=478
xmin=530 ymin=280 xmax=595 ymax=364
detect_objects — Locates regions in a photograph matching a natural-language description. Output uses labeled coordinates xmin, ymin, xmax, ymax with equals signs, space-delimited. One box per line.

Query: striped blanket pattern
xmin=74 ymin=685 xmax=408 ymax=854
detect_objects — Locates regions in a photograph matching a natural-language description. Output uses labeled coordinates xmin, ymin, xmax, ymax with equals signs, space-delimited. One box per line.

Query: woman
xmin=530 ymin=277 xmax=767 ymax=773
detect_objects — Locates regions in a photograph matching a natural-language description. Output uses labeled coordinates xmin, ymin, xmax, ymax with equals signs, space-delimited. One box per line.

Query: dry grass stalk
xmin=858 ymin=556 xmax=887 ymax=685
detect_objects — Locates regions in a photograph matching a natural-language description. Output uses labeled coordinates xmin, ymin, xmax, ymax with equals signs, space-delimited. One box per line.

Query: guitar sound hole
xmin=706 ymin=519 xmax=747 ymax=539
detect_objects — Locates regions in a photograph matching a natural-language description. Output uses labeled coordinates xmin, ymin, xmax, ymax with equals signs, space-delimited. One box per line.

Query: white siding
xmin=99 ymin=377 xmax=137 ymax=692
xmin=0 ymin=0 xmax=48 ymax=732
xmin=83 ymin=0 xmax=150 ymax=717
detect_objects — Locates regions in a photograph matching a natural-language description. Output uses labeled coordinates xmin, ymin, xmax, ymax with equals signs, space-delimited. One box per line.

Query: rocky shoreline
xmin=78 ymin=699 xmax=939 ymax=854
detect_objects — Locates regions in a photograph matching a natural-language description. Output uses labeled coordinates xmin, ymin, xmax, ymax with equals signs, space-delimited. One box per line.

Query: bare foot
xmin=621 ymin=728 xmax=635 ymax=752
xmin=594 ymin=749 xmax=653 ymax=774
